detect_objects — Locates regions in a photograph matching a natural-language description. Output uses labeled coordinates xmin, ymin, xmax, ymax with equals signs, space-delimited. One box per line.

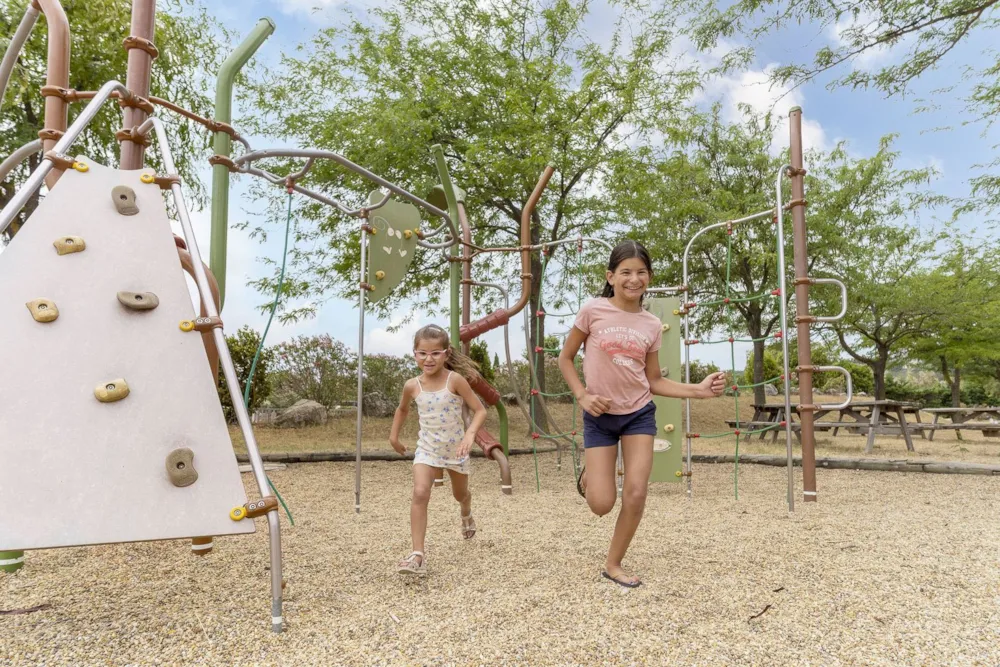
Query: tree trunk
xmin=951 ymin=366 xmax=962 ymax=407
xmin=873 ymin=349 xmax=889 ymax=400
xmin=747 ymin=309 xmax=765 ymax=405
xmin=528 ymin=218 xmax=547 ymax=433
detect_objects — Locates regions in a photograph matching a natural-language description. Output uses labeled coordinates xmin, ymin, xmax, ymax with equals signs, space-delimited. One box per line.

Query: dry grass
xmin=234 ymin=394 xmax=1000 ymax=466
xmin=3 ymin=453 xmax=999 ymax=665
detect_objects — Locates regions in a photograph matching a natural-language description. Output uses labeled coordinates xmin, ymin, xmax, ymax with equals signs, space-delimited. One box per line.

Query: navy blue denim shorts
xmin=582 ymin=401 xmax=657 ymax=448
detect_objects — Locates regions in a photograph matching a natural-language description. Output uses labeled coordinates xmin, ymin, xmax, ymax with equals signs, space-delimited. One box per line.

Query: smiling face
xmin=413 ymin=335 xmax=450 ymax=376
xmin=606 ymin=257 xmax=651 ymax=304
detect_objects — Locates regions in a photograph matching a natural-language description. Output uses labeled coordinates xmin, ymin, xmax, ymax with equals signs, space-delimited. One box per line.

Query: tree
xmin=906 ymin=238 xmax=1000 ymax=406
xmin=218 ymin=326 xmax=272 ymax=423
xmin=468 ymin=339 xmax=496 ymax=385
xmin=270 ymin=334 xmax=357 ymax=407
xmin=1 ymin=0 xmax=230 ymax=240
xmin=626 ymin=107 xmax=788 ymax=405
xmin=673 ymin=0 xmax=1000 ymax=214
xmin=245 ymin=0 xmax=700 ymax=429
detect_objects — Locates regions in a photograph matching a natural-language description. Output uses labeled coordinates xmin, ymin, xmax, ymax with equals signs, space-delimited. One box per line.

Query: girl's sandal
xmin=397 ymin=551 xmax=426 ymax=576
xmin=460 ymin=513 xmax=477 ymax=540
xmin=576 ymin=466 xmax=587 ymax=498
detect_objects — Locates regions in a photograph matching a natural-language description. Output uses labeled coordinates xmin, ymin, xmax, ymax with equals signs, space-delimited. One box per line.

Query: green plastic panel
xmin=647 ymin=297 xmax=683 ymax=482
xmin=365 ymin=191 xmax=419 ymax=303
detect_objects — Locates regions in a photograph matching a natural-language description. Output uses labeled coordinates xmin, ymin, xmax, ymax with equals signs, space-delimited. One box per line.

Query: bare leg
xmin=447 ymin=469 xmax=475 ymax=538
xmin=582 ymin=444 xmax=619 ymax=517
xmin=604 ymin=434 xmax=654 ymax=585
xmin=402 ymin=464 xmax=437 ymax=567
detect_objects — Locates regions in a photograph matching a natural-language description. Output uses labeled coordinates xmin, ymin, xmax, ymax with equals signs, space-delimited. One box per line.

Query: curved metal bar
xmin=0 ymin=3 xmax=40 ymax=111
xmin=0 ymin=80 xmax=129 ymax=235
xmin=811 ymin=277 xmax=848 ymax=322
xmin=532 ymin=236 xmax=614 ymax=252
xmin=146 ymin=117 xmax=283 ymax=633
xmin=814 ymin=366 xmax=854 ymax=410
xmin=234 ymin=148 xmax=457 ymax=239
xmin=0 ymin=139 xmax=42 ymax=184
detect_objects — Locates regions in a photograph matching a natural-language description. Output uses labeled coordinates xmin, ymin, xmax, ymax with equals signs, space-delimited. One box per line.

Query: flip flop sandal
xmin=397 ymin=551 xmax=426 ymax=575
xmin=576 ymin=466 xmax=587 ymax=498
xmin=602 ymin=570 xmax=642 ymax=588
xmin=460 ymin=513 xmax=477 ymax=540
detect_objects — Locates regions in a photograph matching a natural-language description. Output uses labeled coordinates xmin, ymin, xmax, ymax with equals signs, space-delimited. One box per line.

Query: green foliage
xmin=688 ymin=360 xmax=721 ymax=384
xmin=468 ymin=340 xmax=496 ymax=385
xmin=0 ymin=0 xmax=230 ymax=238
xmin=363 ymin=353 xmax=419 ymax=399
xmin=219 ymin=326 xmax=272 ymax=423
xmin=244 ymin=0 xmax=699 ymax=323
xmin=270 ymin=334 xmax=356 ymax=408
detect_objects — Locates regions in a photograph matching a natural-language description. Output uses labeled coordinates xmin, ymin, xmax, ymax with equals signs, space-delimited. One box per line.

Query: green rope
xmin=242 ymin=190 xmax=295 ymax=526
xmin=734 ymin=375 xmax=784 ymax=390
xmin=697 ymin=291 xmax=777 ymax=308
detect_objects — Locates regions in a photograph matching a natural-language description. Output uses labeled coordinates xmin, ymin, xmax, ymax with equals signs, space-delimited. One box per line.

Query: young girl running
xmin=559 ymin=240 xmax=726 ymax=588
xmin=389 ymin=324 xmax=488 ymax=576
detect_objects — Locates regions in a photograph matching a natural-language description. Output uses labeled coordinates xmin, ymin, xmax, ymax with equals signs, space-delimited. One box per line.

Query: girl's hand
xmin=390 ymin=438 xmax=407 ymax=455
xmin=699 ymin=372 xmax=727 ymax=398
xmin=579 ymin=392 xmax=612 ymax=417
xmin=458 ymin=435 xmax=475 ymax=457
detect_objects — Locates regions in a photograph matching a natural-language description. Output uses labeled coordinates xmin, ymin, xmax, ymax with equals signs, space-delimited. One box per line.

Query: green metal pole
xmin=430 ymin=145 xmax=462 ymax=346
xmin=210 ymin=17 xmax=276 ymax=310
xmin=495 ymin=401 xmax=509 ymax=456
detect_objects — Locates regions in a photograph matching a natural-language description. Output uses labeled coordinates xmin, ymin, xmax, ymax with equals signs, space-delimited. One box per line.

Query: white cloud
xmin=827 ymin=11 xmax=895 ymax=72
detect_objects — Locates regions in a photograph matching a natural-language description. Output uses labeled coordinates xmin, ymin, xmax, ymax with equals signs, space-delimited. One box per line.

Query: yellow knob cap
xmin=230 ymin=506 xmax=246 ymax=521
xmin=675 ymin=470 xmax=682 ymax=478
xmin=179 ymin=320 xmax=195 ymax=332
xmin=72 ymin=161 xmax=89 ymax=173
xmin=140 ymin=173 xmax=155 ymax=184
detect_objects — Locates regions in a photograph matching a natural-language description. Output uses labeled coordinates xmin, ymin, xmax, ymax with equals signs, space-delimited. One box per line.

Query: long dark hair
xmin=601 ymin=240 xmax=653 ymax=298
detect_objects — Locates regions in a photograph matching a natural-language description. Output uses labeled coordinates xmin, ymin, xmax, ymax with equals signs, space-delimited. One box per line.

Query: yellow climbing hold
xmin=230 ymin=506 xmax=247 ymax=521
xmin=53 ymin=236 xmax=86 ymax=255
xmin=94 ymin=379 xmax=130 ymax=403
xmin=375 ymin=270 xmax=386 ymax=280
xmin=26 ymin=298 xmax=58 ymax=323
xmin=72 ymin=161 xmax=89 ymax=173
xmin=403 ymin=229 xmax=413 ymax=239
xmin=675 ymin=470 xmax=683 ymax=478
xmin=672 ymin=309 xmax=680 ymax=316
xmin=140 ymin=173 xmax=156 ymax=184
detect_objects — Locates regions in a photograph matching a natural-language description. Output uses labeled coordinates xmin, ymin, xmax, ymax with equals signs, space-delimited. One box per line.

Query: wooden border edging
xmin=691 ymin=453 xmax=1000 ymax=475
xmin=236 ymin=445 xmax=558 ymax=465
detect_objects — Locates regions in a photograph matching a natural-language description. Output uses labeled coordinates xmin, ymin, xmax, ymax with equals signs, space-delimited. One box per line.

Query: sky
xmin=75 ymin=1 xmax=1000 ymax=373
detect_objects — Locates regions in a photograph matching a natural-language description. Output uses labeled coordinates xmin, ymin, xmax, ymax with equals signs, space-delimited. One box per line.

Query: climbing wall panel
xmin=0 ymin=158 xmax=254 ymax=550
xmin=647 ymin=297 xmax=684 ymax=482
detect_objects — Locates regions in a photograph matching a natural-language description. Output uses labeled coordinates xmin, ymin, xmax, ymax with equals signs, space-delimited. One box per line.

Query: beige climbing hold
xmin=117 ymin=291 xmax=159 ymax=311
xmin=403 ymin=229 xmax=413 ymax=239
xmin=26 ymin=298 xmax=58 ymax=323
xmin=375 ymin=270 xmax=386 ymax=280
xmin=53 ymin=236 xmax=86 ymax=255
xmin=661 ymin=323 xmax=670 ymax=332
xmin=94 ymin=379 xmax=129 ymax=403
xmin=111 ymin=186 xmax=139 ymax=216
xmin=165 ymin=448 xmax=198 ymax=487
xmin=663 ymin=423 xmax=675 ymax=433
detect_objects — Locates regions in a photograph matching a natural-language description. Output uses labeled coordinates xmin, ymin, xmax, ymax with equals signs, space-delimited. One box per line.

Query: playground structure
xmin=0 ymin=0 xmax=854 ymax=636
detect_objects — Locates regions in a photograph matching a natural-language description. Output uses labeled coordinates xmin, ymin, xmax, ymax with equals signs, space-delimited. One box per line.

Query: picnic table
xmin=729 ymin=400 xmax=923 ymax=453
xmin=922 ymin=407 xmax=1000 ymax=440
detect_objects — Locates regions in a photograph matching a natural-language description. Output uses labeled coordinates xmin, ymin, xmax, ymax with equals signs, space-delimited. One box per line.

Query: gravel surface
xmin=3 ymin=453 xmax=999 ymax=665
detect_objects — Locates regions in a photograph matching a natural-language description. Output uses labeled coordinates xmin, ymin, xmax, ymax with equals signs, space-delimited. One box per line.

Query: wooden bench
xmin=925 ymin=422 xmax=1000 ymax=437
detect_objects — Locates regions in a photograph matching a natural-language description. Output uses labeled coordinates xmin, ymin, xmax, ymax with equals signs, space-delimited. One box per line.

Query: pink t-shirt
xmin=574 ymin=297 xmax=663 ymax=415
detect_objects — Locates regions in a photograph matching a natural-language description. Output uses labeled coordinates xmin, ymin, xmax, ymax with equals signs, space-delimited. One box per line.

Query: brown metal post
xmin=120 ymin=0 xmax=157 ymax=169
xmin=35 ymin=0 xmax=70 ymax=189
xmin=458 ymin=202 xmax=472 ymax=355
xmin=505 ymin=166 xmax=554 ymax=319
xmin=789 ymin=107 xmax=817 ymax=502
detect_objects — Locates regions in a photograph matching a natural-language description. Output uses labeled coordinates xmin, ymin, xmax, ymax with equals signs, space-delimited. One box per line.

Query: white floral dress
xmin=413 ymin=371 xmax=470 ymax=475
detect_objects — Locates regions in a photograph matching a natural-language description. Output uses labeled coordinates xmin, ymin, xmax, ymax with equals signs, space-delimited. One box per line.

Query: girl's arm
xmin=645 ymin=351 xmax=727 ymax=399
xmin=559 ymin=327 xmax=612 ymax=417
xmin=452 ymin=374 xmax=487 ymax=457
xmin=389 ymin=379 xmax=417 ymax=454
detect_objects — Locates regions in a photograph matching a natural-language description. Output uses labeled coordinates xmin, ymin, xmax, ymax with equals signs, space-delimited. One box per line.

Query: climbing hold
xmin=140 ymin=173 xmax=155 ymax=184
xmin=165 ymin=448 xmax=198 ymax=487
xmin=53 ymin=236 xmax=86 ymax=255
xmin=230 ymin=496 xmax=279 ymax=521
xmin=26 ymin=298 xmax=58 ymax=323
xmin=375 ymin=270 xmax=386 ymax=280
xmin=403 ymin=229 xmax=413 ymax=239
xmin=661 ymin=323 xmax=670 ymax=332
xmin=675 ymin=470 xmax=683 ymax=478
xmin=72 ymin=161 xmax=89 ymax=173
xmin=117 ymin=291 xmax=159 ymax=311
xmin=664 ymin=423 xmax=675 ymax=433
xmin=94 ymin=379 xmax=129 ymax=403
xmin=672 ymin=309 xmax=680 ymax=316
xmin=111 ymin=185 xmax=139 ymax=216
xmin=179 ymin=320 xmax=195 ymax=332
